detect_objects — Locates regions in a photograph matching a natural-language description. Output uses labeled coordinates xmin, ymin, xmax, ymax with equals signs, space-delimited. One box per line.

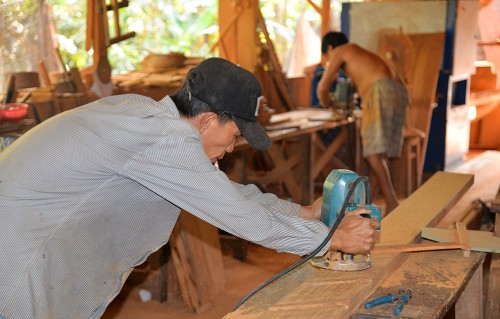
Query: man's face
xmin=200 ymin=114 xmax=241 ymax=163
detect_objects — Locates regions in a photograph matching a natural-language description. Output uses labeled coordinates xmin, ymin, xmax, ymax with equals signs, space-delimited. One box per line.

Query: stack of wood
xmin=125 ymin=210 xmax=226 ymax=313
xmin=113 ymin=56 xmax=203 ymax=88
xmin=168 ymin=211 xmax=226 ymax=313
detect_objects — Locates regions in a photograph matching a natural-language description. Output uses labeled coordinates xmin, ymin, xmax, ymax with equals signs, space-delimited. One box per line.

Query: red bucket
xmin=0 ymin=103 xmax=29 ymax=123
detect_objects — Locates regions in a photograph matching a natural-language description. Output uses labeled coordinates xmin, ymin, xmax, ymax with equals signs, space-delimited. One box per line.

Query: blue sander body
xmin=312 ymin=169 xmax=381 ymax=271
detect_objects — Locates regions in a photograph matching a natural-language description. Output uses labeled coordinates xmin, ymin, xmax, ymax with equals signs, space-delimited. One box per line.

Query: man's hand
xmin=329 ymin=207 xmax=379 ymax=254
xmin=299 ymin=197 xmax=323 ymax=220
xmin=316 ymin=82 xmax=330 ymax=108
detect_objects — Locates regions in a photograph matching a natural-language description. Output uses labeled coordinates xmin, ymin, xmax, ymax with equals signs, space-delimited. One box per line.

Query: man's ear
xmin=198 ymin=112 xmax=218 ymax=133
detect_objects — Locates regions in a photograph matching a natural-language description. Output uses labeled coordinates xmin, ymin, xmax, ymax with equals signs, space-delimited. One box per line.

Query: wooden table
xmin=223 ymin=172 xmax=485 ymax=319
xmin=0 ymin=118 xmax=36 ymax=135
xmin=226 ymin=108 xmax=361 ymax=205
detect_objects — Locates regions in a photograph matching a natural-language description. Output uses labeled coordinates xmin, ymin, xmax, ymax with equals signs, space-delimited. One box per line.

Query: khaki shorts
xmin=361 ymin=78 xmax=409 ymax=158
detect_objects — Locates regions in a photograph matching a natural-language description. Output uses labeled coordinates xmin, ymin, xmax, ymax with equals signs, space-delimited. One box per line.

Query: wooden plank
xmin=37 ymin=61 xmax=52 ymax=87
xmin=169 ymin=223 xmax=200 ymax=310
xmin=257 ymin=10 xmax=296 ymax=111
xmin=406 ymin=33 xmax=445 ymax=172
xmin=456 ymin=221 xmax=471 ymax=257
xmin=438 ymin=151 xmax=500 ymax=229
xmin=223 ymin=172 xmax=474 ymax=318
xmin=167 ymin=211 xmax=225 ymax=313
xmin=371 ymin=241 xmax=463 ymax=255
xmin=421 ymin=227 xmax=500 ymax=253
xmin=381 ymin=172 xmax=473 ymax=245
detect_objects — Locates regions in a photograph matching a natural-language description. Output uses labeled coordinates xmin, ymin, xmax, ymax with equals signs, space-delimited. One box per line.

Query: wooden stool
xmin=402 ymin=127 xmax=426 ymax=197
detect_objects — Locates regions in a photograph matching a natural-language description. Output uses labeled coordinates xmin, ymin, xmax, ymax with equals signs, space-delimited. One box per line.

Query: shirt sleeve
xmin=125 ymin=134 xmax=331 ymax=256
xmin=230 ymin=181 xmax=302 ymax=217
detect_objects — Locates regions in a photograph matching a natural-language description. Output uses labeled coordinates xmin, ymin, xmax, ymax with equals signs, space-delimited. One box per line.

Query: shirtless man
xmin=317 ymin=32 xmax=409 ymax=214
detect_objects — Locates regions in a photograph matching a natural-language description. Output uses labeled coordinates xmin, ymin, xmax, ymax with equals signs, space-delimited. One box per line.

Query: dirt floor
xmin=102 ymin=243 xmax=301 ymax=319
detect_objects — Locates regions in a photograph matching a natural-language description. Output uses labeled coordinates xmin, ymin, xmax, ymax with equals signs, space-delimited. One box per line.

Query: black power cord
xmin=233 ymin=175 xmax=370 ymax=311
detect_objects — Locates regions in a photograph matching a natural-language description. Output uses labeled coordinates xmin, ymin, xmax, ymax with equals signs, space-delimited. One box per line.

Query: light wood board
xmin=422 ymin=227 xmax=500 ymax=253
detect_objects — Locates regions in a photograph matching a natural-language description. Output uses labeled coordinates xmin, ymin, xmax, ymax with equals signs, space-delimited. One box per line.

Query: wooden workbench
xmin=223 ymin=172 xmax=482 ymax=319
xmin=226 ymin=108 xmax=360 ymax=205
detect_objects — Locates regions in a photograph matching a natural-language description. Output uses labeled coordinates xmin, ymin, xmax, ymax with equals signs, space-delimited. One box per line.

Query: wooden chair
xmin=390 ymin=127 xmax=426 ymax=197
xmin=406 ymin=127 xmax=427 ymax=195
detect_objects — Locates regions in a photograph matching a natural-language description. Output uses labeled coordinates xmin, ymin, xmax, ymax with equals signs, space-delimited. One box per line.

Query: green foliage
xmin=260 ymin=1 xmax=319 ymax=65
xmin=48 ymin=0 xmax=219 ymax=74
xmin=0 ymin=0 xmax=41 ymax=91
xmin=47 ymin=0 xmax=344 ymax=75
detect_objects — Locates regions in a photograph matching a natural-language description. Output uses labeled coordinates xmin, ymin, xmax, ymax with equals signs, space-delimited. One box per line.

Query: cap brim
xmin=233 ymin=117 xmax=272 ymax=151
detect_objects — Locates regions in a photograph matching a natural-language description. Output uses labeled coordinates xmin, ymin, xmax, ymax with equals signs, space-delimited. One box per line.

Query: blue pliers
xmin=364 ymin=289 xmax=412 ymax=316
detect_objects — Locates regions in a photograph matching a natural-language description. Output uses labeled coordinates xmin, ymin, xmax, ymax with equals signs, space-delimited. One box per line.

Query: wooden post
xmin=218 ymin=0 xmax=258 ymax=72
xmin=306 ymin=0 xmax=330 ymax=65
xmin=321 ymin=0 xmax=330 ymax=37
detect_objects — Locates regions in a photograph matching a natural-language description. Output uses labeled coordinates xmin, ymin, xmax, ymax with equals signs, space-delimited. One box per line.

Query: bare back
xmin=317 ymin=43 xmax=403 ymax=108
xmin=340 ymin=44 xmax=400 ymax=97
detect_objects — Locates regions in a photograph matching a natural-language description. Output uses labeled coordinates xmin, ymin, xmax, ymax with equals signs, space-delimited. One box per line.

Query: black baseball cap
xmin=187 ymin=57 xmax=272 ymax=151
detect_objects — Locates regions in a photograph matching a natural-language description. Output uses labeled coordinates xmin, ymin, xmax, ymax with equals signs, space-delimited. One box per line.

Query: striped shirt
xmin=0 ymin=94 xmax=330 ymax=318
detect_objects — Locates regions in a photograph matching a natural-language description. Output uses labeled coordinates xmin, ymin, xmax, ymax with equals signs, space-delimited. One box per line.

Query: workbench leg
xmin=486 ymin=198 xmax=500 ymax=318
xmin=455 ymin=261 xmax=483 ymax=319
xmin=353 ymin=116 xmax=362 ymax=175
xmin=301 ymin=134 xmax=314 ymax=204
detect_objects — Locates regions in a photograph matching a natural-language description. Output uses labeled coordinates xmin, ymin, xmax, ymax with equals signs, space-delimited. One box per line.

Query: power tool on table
xmin=234 ymin=169 xmax=381 ymax=310
xmin=311 ymin=169 xmax=381 ymax=271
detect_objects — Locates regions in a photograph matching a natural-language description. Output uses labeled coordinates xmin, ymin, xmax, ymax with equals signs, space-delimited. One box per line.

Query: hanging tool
xmin=3 ymin=74 xmax=16 ymax=104
xmin=54 ymin=46 xmax=76 ymax=93
xmin=86 ymin=0 xmax=135 ymax=85
xmin=364 ymin=289 xmax=412 ymax=316
xmin=311 ymin=169 xmax=381 ymax=271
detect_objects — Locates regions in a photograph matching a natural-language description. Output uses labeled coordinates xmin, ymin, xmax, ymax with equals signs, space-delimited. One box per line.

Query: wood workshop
xmin=1 ymin=0 xmax=500 ymax=318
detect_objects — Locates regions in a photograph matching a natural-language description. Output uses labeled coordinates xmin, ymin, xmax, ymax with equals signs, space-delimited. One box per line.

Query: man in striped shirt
xmin=0 ymin=57 xmax=378 ymax=318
